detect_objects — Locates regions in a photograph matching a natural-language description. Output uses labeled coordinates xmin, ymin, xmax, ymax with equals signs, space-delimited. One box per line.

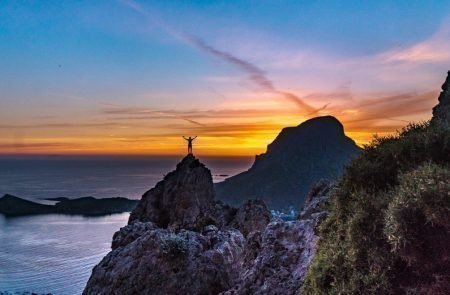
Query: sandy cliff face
xmin=84 ymin=155 xmax=331 ymax=295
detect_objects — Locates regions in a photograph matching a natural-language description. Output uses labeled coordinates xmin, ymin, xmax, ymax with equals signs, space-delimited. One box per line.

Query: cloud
xmin=103 ymin=106 xmax=206 ymax=126
xmin=379 ymin=20 xmax=450 ymax=64
xmin=120 ymin=0 xmax=320 ymax=114
xmin=0 ymin=142 xmax=81 ymax=149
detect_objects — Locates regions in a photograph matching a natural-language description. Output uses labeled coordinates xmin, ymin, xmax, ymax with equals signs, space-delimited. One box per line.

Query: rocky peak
xmin=266 ymin=116 xmax=346 ymax=154
xmin=215 ymin=115 xmax=360 ymax=209
xmin=432 ymin=70 xmax=450 ymax=127
xmin=128 ymin=154 xmax=217 ymax=231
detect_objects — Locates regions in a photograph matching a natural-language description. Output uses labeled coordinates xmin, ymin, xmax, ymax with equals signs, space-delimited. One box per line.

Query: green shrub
xmin=303 ymin=121 xmax=450 ymax=294
xmin=159 ymin=233 xmax=188 ymax=258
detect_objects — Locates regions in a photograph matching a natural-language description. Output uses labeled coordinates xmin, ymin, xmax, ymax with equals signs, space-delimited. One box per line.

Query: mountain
xmin=215 ymin=116 xmax=361 ymax=209
xmin=0 ymin=195 xmax=138 ymax=217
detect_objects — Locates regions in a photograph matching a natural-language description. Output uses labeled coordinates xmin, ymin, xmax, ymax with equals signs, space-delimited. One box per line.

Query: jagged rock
xmin=215 ymin=116 xmax=360 ymax=209
xmin=212 ymin=200 xmax=238 ymax=228
xmin=221 ymin=182 xmax=332 ymax=295
xmin=129 ymin=154 xmax=218 ymax=231
xmin=229 ymin=200 xmax=271 ymax=237
xmin=298 ymin=180 xmax=332 ymax=220
xmin=432 ymin=70 xmax=450 ymax=127
xmin=83 ymin=227 xmax=245 ymax=295
xmin=85 ymin=154 xmax=331 ymax=295
xmin=111 ymin=222 xmax=157 ymax=250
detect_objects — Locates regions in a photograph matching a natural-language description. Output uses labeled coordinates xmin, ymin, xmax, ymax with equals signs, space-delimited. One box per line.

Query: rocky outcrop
xmin=222 ymin=182 xmax=332 ymax=295
xmin=229 ymin=200 xmax=271 ymax=237
xmin=84 ymin=227 xmax=245 ymax=295
xmin=129 ymin=154 xmax=219 ymax=231
xmin=84 ymin=155 xmax=272 ymax=295
xmin=215 ymin=116 xmax=360 ymax=209
xmin=84 ymin=154 xmax=330 ymax=295
xmin=111 ymin=221 xmax=157 ymax=250
xmin=432 ymin=70 xmax=450 ymax=127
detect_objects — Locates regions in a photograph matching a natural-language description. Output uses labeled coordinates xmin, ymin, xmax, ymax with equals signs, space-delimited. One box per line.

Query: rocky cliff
xmin=128 ymin=154 xmax=220 ymax=230
xmin=432 ymin=70 xmax=450 ymax=127
xmin=84 ymin=155 xmax=330 ymax=295
xmin=215 ymin=116 xmax=359 ymax=209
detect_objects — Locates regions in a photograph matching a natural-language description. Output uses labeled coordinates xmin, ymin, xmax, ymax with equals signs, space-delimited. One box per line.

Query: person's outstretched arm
xmin=193 ymin=136 xmax=197 ymax=140
xmin=182 ymin=136 xmax=188 ymax=140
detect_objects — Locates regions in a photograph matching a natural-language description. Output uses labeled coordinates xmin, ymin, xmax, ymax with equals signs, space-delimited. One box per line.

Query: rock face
xmin=84 ymin=154 xmax=330 ymax=295
xmin=222 ymin=182 xmax=332 ymax=295
xmin=229 ymin=200 xmax=271 ymax=237
xmin=215 ymin=116 xmax=359 ymax=209
xmin=84 ymin=155 xmax=272 ymax=295
xmin=84 ymin=225 xmax=245 ymax=295
xmin=129 ymin=154 xmax=218 ymax=230
xmin=432 ymin=70 xmax=450 ymax=127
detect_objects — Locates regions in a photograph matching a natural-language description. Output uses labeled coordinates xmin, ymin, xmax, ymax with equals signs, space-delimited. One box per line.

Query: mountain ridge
xmin=215 ymin=115 xmax=361 ymax=209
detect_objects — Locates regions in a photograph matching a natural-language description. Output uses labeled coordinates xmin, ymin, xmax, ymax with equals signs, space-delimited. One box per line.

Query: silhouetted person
xmin=183 ymin=136 xmax=197 ymax=154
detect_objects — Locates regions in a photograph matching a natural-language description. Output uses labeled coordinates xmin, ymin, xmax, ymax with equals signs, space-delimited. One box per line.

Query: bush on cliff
xmin=303 ymin=121 xmax=450 ymax=294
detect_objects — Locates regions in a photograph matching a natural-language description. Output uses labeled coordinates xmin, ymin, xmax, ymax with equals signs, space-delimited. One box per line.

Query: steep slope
xmin=303 ymin=71 xmax=450 ymax=294
xmin=215 ymin=116 xmax=360 ymax=209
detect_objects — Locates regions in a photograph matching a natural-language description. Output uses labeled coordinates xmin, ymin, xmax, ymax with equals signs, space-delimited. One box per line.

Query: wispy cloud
xmin=120 ymin=0 xmax=320 ymax=114
xmin=379 ymin=20 xmax=450 ymax=64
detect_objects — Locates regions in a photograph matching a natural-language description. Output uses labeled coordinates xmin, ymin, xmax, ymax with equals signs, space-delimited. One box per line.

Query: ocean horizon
xmin=0 ymin=155 xmax=253 ymax=201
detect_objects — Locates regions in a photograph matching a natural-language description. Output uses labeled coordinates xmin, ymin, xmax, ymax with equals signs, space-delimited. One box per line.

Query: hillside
xmin=303 ymin=71 xmax=450 ymax=294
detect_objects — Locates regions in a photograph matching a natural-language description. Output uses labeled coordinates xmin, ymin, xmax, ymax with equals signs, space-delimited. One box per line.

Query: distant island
xmin=0 ymin=194 xmax=138 ymax=217
xmin=215 ymin=115 xmax=361 ymax=209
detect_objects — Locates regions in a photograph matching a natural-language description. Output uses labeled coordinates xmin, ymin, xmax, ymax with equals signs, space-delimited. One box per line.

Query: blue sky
xmin=0 ymin=0 xmax=449 ymax=155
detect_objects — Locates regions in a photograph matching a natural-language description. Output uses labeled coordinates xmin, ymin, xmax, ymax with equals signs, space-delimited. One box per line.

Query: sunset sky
xmin=1 ymin=0 xmax=450 ymax=156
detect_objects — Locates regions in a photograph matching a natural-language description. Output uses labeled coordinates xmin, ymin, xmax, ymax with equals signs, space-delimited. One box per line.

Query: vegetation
xmin=303 ymin=121 xmax=450 ymax=294
xmin=159 ymin=233 xmax=189 ymax=258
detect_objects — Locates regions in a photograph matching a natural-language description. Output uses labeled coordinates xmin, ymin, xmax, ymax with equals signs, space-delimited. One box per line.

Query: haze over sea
xmin=0 ymin=156 xmax=252 ymax=294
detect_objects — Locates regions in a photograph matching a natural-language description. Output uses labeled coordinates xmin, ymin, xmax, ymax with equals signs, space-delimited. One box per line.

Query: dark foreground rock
xmin=84 ymin=225 xmax=245 ymax=295
xmin=84 ymin=155 xmax=330 ymax=295
xmin=0 ymin=195 xmax=138 ymax=217
xmin=222 ymin=181 xmax=331 ymax=295
xmin=432 ymin=70 xmax=450 ymax=127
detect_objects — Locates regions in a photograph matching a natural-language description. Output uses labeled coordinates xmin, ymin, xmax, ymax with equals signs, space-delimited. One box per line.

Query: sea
xmin=0 ymin=155 xmax=253 ymax=295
